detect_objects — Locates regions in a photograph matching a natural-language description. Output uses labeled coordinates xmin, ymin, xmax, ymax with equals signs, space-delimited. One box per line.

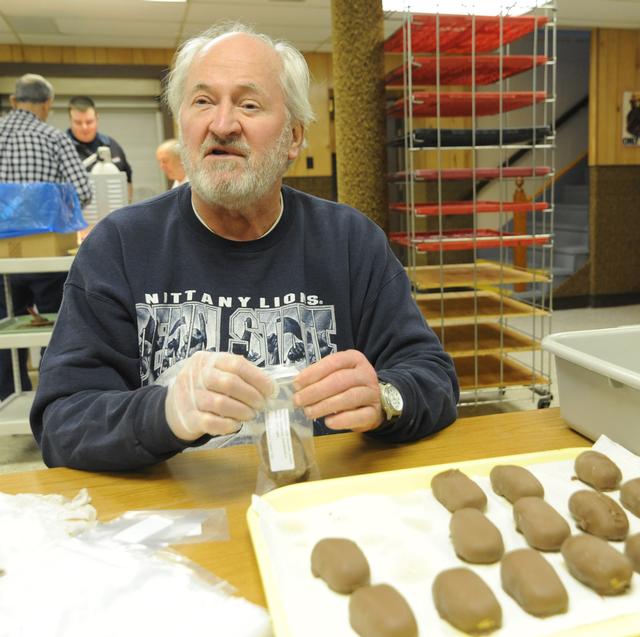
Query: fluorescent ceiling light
xmin=382 ymin=1 xmax=547 ymax=15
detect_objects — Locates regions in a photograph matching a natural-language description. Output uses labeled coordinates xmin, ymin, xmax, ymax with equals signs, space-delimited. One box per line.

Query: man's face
xmin=156 ymin=149 xmax=180 ymax=181
xmin=178 ymin=33 xmax=303 ymax=209
xmin=69 ymin=107 xmax=98 ymax=143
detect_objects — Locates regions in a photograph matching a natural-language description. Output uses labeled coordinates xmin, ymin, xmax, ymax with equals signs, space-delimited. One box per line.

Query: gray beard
xmin=181 ymin=126 xmax=292 ymax=210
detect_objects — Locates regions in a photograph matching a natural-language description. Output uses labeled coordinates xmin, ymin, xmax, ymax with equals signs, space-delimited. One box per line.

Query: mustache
xmin=200 ymin=136 xmax=250 ymax=158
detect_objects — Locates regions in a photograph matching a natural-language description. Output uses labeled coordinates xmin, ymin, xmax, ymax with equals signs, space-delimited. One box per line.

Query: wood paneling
xmin=589 ymin=29 xmax=640 ymax=166
xmin=0 ymin=44 xmax=334 ymax=178
xmin=590 ymin=165 xmax=640 ymax=296
xmin=587 ymin=30 xmax=640 ymax=300
xmin=286 ymin=52 xmax=334 ymax=178
xmin=0 ymin=44 xmax=174 ymax=66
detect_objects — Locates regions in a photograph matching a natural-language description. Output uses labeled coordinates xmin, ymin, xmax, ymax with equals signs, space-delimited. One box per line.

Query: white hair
xmin=164 ymin=22 xmax=315 ymax=129
xmin=14 ymin=74 xmax=54 ymax=103
xmin=156 ymin=138 xmax=181 ymax=157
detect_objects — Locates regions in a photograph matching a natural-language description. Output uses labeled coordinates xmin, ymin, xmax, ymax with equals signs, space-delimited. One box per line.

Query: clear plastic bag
xmin=82 ymin=508 xmax=229 ymax=549
xmin=247 ymin=364 xmax=320 ymax=494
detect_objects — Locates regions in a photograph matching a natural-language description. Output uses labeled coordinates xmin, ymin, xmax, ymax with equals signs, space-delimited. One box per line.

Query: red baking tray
xmin=388 ymin=166 xmax=552 ymax=182
xmin=385 ymin=55 xmax=548 ymax=87
xmin=390 ymin=200 xmax=549 ymax=216
xmin=387 ymin=91 xmax=546 ymax=117
xmin=389 ymin=229 xmax=551 ymax=252
xmin=384 ymin=14 xmax=549 ymax=54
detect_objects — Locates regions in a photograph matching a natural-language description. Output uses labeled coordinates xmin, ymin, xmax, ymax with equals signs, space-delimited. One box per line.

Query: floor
xmin=1 ymin=304 xmax=639 ymax=476
xmin=458 ymin=303 xmax=640 ymax=418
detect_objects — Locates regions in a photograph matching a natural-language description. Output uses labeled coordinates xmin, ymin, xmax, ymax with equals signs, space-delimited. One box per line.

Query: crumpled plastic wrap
xmin=0 ymin=182 xmax=87 ymax=238
xmin=0 ymin=488 xmax=272 ymax=637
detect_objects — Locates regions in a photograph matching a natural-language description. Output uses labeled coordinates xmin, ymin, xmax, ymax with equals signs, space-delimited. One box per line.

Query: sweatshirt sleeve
xmin=30 ymin=224 xmax=208 ymax=471
xmin=356 ymin=242 xmax=460 ymax=444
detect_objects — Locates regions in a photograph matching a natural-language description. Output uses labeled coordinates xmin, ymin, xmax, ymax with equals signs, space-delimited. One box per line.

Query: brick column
xmin=331 ymin=0 xmax=388 ymax=229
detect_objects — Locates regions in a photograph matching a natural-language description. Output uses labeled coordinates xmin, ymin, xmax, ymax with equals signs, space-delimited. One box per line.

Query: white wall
xmin=2 ymin=76 xmax=169 ymax=204
xmin=48 ymin=96 xmax=167 ymax=204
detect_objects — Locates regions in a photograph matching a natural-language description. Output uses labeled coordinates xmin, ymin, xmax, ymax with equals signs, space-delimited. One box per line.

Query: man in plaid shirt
xmin=0 ymin=74 xmax=92 ymax=400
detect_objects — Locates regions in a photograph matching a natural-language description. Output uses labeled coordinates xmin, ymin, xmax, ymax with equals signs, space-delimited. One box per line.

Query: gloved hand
xmin=163 ymin=352 xmax=274 ymax=441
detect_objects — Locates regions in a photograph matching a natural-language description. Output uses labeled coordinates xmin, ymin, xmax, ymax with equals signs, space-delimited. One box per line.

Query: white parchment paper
xmin=252 ymin=436 xmax=640 ymax=637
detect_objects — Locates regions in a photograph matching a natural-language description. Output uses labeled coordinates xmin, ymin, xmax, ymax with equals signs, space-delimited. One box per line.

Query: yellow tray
xmin=247 ymin=447 xmax=640 ymax=637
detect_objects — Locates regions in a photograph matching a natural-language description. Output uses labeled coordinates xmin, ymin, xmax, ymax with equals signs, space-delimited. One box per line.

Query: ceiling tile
xmin=56 ymin=18 xmax=178 ymax=38
xmin=4 ymin=16 xmax=59 ymax=34
xmin=1 ymin=0 xmax=639 ymax=52
xmin=189 ymin=0 xmax=330 ymax=7
xmin=0 ymin=0 xmax=186 ymax=22
xmin=182 ymin=21 xmax=330 ymax=42
xmin=185 ymin=2 xmax=330 ymax=26
xmin=19 ymin=33 xmax=177 ymax=47
xmin=557 ymin=0 xmax=640 ymax=28
xmin=177 ymin=27 xmax=322 ymax=52
xmin=0 ymin=32 xmax=19 ymax=43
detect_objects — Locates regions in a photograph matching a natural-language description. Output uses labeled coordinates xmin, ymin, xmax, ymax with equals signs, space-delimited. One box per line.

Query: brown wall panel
xmin=0 ymin=44 xmax=334 ymax=179
xmin=590 ymin=165 xmax=640 ymax=296
xmin=589 ymin=29 xmax=640 ymax=166
xmin=0 ymin=44 xmax=174 ymax=66
xmin=286 ymin=52 xmax=334 ymax=178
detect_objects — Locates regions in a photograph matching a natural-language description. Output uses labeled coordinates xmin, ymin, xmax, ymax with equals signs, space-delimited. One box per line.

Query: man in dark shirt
xmin=0 ymin=74 xmax=91 ymax=400
xmin=66 ymin=95 xmax=133 ymax=202
xmin=32 ymin=24 xmax=459 ymax=471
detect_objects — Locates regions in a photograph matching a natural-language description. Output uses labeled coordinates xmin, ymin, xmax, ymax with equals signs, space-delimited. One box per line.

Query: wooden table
xmin=0 ymin=407 xmax=589 ymax=607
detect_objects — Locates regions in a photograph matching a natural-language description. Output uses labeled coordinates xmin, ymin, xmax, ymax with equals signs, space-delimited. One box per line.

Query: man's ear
xmin=288 ymin=121 xmax=304 ymax=161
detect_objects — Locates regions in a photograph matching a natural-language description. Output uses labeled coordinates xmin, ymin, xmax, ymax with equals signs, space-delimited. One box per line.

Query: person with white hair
xmin=0 ymin=74 xmax=91 ymax=401
xmin=155 ymin=138 xmax=187 ymax=189
xmin=31 ymin=23 xmax=459 ymax=472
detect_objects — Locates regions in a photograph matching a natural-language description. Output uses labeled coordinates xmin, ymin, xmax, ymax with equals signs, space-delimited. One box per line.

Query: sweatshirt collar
xmin=191 ymin=192 xmax=285 ymax=241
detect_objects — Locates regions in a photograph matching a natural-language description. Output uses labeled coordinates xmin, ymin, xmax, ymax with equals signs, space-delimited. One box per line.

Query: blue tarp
xmin=0 ymin=182 xmax=88 ymax=239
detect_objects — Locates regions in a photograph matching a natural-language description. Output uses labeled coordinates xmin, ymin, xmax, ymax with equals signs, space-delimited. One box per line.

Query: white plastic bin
xmin=542 ymin=325 xmax=640 ymax=454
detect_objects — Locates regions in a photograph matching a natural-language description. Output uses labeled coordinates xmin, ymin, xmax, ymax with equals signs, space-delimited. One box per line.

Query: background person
xmin=0 ymin=74 xmax=92 ymax=400
xmin=626 ymin=93 xmax=640 ymax=144
xmin=31 ymin=24 xmax=459 ymax=472
xmin=66 ymin=95 xmax=133 ymax=202
xmin=156 ymin=138 xmax=187 ymax=189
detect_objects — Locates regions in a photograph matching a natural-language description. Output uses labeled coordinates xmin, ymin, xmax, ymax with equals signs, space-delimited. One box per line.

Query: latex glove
xmin=164 ymin=351 xmax=274 ymax=441
xmin=292 ymin=349 xmax=384 ymax=433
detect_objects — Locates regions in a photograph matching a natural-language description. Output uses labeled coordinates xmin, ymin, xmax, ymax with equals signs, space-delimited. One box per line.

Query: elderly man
xmin=31 ymin=24 xmax=459 ymax=472
xmin=156 ymin=138 xmax=187 ymax=189
xmin=67 ymin=95 xmax=133 ymax=202
xmin=0 ymin=74 xmax=91 ymax=401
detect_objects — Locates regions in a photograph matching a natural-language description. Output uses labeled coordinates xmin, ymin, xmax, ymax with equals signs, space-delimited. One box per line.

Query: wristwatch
xmin=379 ymin=381 xmax=404 ymax=422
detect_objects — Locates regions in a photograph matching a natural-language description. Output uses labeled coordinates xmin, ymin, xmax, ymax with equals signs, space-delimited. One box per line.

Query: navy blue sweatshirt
xmin=31 ymin=185 xmax=459 ymax=471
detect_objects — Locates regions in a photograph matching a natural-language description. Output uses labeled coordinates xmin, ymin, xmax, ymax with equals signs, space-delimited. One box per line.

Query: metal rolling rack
xmin=0 ymin=256 xmax=73 ymax=434
xmin=384 ymin=2 xmax=557 ymax=408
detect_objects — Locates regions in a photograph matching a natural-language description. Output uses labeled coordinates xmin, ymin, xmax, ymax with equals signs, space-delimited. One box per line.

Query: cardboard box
xmin=0 ymin=232 xmax=78 ymax=258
